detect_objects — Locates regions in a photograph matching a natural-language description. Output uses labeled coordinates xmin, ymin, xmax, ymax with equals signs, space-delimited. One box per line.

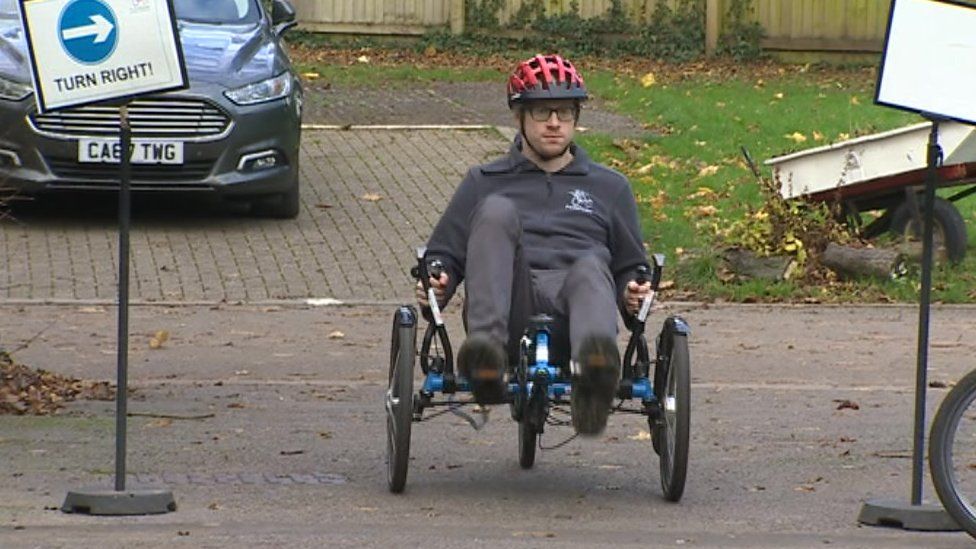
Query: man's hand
xmin=624 ymin=279 xmax=651 ymax=315
xmin=416 ymin=272 xmax=449 ymax=309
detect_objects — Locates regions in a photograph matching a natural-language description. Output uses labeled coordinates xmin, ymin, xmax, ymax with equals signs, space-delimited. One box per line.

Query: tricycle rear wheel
xmin=518 ymin=419 xmax=537 ymax=469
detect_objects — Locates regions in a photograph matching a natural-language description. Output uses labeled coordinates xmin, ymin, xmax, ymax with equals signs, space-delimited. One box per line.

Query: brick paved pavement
xmin=0 ymin=128 xmax=508 ymax=304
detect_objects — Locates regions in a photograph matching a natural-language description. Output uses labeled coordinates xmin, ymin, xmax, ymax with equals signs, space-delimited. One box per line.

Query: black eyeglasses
xmin=526 ymin=105 xmax=577 ymax=122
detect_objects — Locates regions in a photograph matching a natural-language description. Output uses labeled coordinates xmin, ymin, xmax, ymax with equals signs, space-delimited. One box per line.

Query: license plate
xmin=78 ymin=138 xmax=184 ymax=165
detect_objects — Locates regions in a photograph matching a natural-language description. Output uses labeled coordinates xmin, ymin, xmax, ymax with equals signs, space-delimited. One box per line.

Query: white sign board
xmin=876 ymin=0 xmax=976 ymax=124
xmin=18 ymin=0 xmax=187 ymax=112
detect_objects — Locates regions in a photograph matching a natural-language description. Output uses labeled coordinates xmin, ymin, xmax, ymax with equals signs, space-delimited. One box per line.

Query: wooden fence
xmin=292 ymin=0 xmax=892 ymax=55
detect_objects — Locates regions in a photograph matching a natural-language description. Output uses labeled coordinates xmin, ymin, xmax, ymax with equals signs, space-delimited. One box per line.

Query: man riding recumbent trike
xmin=384 ymin=54 xmax=691 ymax=500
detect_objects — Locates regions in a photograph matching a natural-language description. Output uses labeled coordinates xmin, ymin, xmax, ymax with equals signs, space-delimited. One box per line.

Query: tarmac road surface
xmin=2 ymin=301 xmax=976 ymax=547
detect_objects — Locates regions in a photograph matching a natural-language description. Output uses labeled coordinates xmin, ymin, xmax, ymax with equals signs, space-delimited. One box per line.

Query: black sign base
xmin=62 ymin=486 xmax=176 ymax=516
xmin=858 ymin=498 xmax=959 ymax=531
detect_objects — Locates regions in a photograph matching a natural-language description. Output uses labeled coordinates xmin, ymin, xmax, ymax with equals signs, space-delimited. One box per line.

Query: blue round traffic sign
xmin=58 ymin=0 xmax=118 ymax=65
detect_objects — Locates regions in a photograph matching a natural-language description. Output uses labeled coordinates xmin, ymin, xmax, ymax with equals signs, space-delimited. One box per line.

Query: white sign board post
xmin=858 ymin=0 xmax=975 ymax=532
xmin=18 ymin=0 xmax=187 ymax=516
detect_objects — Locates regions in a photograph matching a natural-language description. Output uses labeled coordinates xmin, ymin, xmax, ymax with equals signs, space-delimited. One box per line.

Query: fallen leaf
xmin=301 ymin=72 xmax=320 ymax=80
xmin=693 ymin=205 xmax=718 ymax=217
xmin=207 ymin=502 xmax=221 ymax=510
xmin=356 ymin=55 xmax=370 ymax=64
xmin=328 ymin=330 xmax=345 ymax=339
xmin=146 ymin=418 xmax=172 ymax=428
xmin=361 ymin=193 xmax=383 ymax=202
xmin=850 ymin=96 xmax=861 ymax=105
xmin=688 ymin=186 xmax=718 ymax=199
xmin=813 ymin=131 xmax=825 ymax=141
xmin=786 ymin=132 xmax=807 ymax=143
xmin=314 ymin=203 xmax=333 ymax=209
xmin=628 ymin=430 xmax=651 ymax=441
xmin=697 ymin=165 xmax=720 ymax=178
xmin=280 ymin=449 xmax=304 ymax=456
xmin=773 ymin=92 xmax=784 ymax=100
xmin=640 ymin=72 xmax=656 ymax=88
xmin=834 ymin=399 xmax=860 ymax=411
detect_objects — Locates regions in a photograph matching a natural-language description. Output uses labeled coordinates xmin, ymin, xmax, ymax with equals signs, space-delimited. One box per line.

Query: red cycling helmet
xmin=506 ymin=54 xmax=588 ymax=108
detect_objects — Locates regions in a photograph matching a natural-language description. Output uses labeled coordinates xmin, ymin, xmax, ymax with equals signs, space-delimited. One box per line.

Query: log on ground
xmin=821 ymin=242 xmax=907 ymax=280
xmin=722 ymin=248 xmax=795 ymax=281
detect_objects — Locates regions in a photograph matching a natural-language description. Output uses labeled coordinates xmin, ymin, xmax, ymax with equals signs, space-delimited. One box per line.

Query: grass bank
xmin=295 ymin=52 xmax=976 ymax=303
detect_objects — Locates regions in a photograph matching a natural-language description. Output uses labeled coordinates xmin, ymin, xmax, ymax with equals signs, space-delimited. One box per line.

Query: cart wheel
xmin=518 ymin=419 xmax=537 ymax=469
xmin=386 ymin=307 xmax=416 ymax=493
xmin=890 ymin=196 xmax=967 ymax=263
xmin=930 ymin=368 xmax=976 ymax=538
xmin=655 ymin=330 xmax=690 ymax=502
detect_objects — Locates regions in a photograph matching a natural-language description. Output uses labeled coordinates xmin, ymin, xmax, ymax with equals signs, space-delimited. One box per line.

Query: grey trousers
xmin=463 ymin=195 xmax=618 ymax=364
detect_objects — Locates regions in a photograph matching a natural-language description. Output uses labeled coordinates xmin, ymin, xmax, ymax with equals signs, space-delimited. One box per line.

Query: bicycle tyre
xmin=930 ymin=368 xmax=976 ymax=537
xmin=656 ymin=332 xmax=690 ymax=502
xmin=386 ymin=307 xmax=416 ymax=493
xmin=518 ymin=419 xmax=537 ymax=469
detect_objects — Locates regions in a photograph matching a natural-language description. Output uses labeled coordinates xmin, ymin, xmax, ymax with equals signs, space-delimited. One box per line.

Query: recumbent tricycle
xmin=385 ymin=248 xmax=691 ymax=501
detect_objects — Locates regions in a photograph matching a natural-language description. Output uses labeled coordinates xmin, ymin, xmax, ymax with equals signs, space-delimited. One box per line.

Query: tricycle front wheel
xmin=386 ymin=307 xmax=417 ymax=493
xmin=655 ymin=326 xmax=690 ymax=502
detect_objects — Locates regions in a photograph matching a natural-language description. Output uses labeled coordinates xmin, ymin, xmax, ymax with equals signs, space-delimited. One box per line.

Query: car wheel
xmin=251 ymin=179 xmax=299 ymax=219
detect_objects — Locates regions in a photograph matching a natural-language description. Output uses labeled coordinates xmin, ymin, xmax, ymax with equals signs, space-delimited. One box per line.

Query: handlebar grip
xmin=428 ymin=259 xmax=445 ymax=280
xmin=635 ymin=265 xmax=650 ymax=284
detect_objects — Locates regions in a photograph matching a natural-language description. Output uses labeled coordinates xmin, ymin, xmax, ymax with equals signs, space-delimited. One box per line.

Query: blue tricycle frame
xmin=385 ymin=249 xmax=691 ymax=501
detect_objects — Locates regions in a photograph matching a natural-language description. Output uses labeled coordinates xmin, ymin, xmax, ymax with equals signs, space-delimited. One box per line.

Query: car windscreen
xmin=174 ymin=0 xmax=260 ymax=24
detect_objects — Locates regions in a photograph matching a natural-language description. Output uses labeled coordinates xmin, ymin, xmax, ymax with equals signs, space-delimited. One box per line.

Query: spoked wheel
xmin=930 ymin=368 xmax=976 ymax=538
xmin=654 ymin=329 xmax=690 ymax=502
xmin=518 ymin=419 xmax=537 ymax=469
xmin=515 ymin=352 xmax=538 ymax=469
xmin=386 ymin=307 xmax=417 ymax=493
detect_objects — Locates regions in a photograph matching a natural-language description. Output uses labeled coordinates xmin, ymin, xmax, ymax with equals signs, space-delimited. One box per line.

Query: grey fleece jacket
xmin=425 ymin=138 xmax=648 ymax=316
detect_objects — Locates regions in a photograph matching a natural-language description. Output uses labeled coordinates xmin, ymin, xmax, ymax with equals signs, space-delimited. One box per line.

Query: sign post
xmin=18 ymin=0 xmax=187 ymax=515
xmin=858 ymin=0 xmax=976 ymax=531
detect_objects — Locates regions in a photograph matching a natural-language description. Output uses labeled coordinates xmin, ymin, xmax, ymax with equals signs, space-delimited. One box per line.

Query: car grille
xmin=30 ymin=97 xmax=232 ymax=140
xmin=46 ymin=158 xmax=214 ymax=189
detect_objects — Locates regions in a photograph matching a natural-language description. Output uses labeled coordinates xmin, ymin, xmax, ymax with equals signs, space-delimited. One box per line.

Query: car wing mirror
xmin=272 ymin=0 xmax=297 ymax=36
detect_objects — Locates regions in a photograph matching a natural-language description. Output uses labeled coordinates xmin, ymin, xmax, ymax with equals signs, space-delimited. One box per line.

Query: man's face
xmin=517 ymin=99 xmax=577 ymax=159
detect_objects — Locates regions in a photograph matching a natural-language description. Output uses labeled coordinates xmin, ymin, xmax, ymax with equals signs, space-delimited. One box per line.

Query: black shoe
xmin=458 ymin=333 xmax=507 ymax=405
xmin=571 ymin=335 xmax=620 ymax=437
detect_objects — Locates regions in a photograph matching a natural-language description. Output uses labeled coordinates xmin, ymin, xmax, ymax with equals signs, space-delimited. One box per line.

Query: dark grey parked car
xmin=0 ymin=0 xmax=303 ymax=218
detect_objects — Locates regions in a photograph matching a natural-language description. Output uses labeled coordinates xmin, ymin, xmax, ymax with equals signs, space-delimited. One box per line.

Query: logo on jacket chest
xmin=565 ymin=189 xmax=595 ymax=214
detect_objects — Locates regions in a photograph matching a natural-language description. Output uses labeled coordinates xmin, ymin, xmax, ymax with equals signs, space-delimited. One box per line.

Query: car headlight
xmin=224 ymin=72 xmax=292 ymax=105
xmin=0 ymin=75 xmax=32 ymax=101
